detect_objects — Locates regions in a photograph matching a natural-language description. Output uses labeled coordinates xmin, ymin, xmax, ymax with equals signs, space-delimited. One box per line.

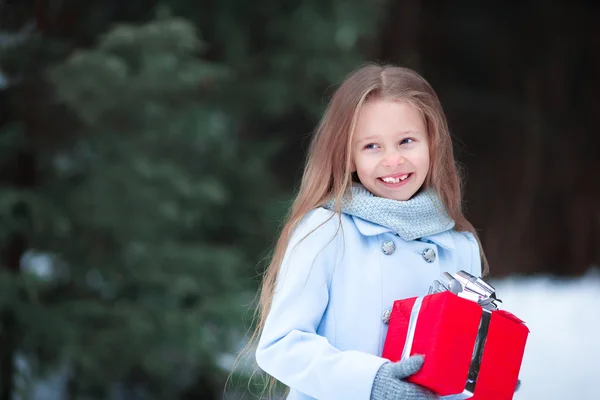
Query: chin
xmin=372 ymin=189 xmax=416 ymax=201
xmin=373 ymin=184 xmax=418 ymax=201
xmin=390 ymin=193 xmax=415 ymax=201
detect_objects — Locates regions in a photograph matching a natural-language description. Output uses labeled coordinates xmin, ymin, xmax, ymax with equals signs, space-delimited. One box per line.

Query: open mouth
xmin=378 ymin=173 xmax=413 ymax=187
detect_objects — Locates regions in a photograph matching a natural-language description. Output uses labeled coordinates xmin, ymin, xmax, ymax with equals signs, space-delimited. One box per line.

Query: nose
xmin=382 ymin=150 xmax=405 ymax=167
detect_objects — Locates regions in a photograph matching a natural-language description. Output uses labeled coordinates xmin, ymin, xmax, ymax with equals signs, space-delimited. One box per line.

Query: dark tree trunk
xmin=375 ymin=0 xmax=600 ymax=277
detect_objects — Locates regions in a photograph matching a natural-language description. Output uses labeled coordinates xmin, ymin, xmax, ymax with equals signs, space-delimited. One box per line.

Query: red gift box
xmin=382 ymin=291 xmax=529 ymax=400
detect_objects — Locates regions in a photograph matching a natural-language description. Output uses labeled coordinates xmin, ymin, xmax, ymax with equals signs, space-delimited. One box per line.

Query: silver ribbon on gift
xmin=429 ymin=270 xmax=502 ymax=311
xmin=400 ymin=270 xmax=501 ymax=400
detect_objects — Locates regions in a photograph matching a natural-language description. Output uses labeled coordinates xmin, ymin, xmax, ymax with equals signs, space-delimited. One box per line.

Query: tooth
xmin=383 ymin=176 xmax=404 ymax=183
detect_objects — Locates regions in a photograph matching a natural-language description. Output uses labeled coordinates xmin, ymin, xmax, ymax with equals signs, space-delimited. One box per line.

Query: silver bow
xmin=428 ymin=270 xmax=502 ymax=311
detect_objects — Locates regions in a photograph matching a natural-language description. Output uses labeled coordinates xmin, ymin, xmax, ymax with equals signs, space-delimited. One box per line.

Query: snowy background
xmin=492 ymin=267 xmax=600 ymax=400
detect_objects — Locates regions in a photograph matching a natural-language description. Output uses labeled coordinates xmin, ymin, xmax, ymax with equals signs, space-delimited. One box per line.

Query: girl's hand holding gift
xmin=370 ymin=355 xmax=438 ymax=400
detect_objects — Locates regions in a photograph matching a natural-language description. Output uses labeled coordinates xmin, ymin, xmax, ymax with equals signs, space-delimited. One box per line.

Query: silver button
xmin=422 ymin=248 xmax=436 ymax=263
xmin=382 ymin=309 xmax=392 ymax=324
xmin=381 ymin=240 xmax=396 ymax=255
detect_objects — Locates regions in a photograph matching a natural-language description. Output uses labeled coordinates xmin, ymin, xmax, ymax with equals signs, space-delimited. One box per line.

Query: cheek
xmin=422 ymin=154 xmax=431 ymax=171
xmin=356 ymin=155 xmax=377 ymax=175
xmin=408 ymin=152 xmax=430 ymax=179
xmin=417 ymin=147 xmax=430 ymax=172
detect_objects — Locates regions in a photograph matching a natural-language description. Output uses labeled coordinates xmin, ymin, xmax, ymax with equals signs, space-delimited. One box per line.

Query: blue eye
xmin=400 ymin=138 xmax=415 ymax=145
xmin=364 ymin=143 xmax=380 ymax=150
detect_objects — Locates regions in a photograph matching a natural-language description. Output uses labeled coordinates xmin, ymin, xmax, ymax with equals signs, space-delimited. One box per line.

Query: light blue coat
xmin=256 ymin=207 xmax=482 ymax=400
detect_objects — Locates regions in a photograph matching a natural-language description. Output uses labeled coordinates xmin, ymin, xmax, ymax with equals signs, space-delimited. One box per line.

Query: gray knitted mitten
xmin=370 ymin=356 xmax=438 ymax=400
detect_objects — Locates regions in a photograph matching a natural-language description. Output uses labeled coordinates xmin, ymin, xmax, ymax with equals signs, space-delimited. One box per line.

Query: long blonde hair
xmin=242 ymin=63 xmax=488 ymax=396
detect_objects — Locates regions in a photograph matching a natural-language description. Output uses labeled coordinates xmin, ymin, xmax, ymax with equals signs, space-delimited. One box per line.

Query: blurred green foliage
xmin=0 ymin=1 xmax=384 ymax=398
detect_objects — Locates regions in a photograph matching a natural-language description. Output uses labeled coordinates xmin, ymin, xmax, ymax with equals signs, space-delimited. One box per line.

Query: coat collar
xmin=351 ymin=215 xmax=456 ymax=250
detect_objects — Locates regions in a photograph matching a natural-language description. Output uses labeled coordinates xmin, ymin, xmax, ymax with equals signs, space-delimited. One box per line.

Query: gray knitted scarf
xmin=323 ymin=183 xmax=455 ymax=241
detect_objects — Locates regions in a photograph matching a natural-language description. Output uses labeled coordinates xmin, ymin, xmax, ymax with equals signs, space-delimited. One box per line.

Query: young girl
xmin=254 ymin=64 xmax=488 ymax=400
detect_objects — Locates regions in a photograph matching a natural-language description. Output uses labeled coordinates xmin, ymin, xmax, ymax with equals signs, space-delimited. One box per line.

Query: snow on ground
xmin=491 ymin=267 xmax=600 ymax=400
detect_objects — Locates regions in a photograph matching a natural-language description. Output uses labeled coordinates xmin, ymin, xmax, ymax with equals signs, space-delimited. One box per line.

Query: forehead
xmin=354 ymin=98 xmax=426 ymax=140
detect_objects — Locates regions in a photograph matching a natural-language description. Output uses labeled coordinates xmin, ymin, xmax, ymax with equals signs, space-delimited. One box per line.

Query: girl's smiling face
xmin=352 ymin=98 xmax=430 ymax=201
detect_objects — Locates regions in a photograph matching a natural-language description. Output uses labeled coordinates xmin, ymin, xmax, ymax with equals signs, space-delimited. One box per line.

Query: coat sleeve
xmin=460 ymin=231 xmax=483 ymax=278
xmin=256 ymin=208 xmax=387 ymax=400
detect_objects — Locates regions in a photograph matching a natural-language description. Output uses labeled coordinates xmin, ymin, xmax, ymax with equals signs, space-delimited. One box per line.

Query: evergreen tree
xmin=1 ymin=14 xmax=282 ymax=399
